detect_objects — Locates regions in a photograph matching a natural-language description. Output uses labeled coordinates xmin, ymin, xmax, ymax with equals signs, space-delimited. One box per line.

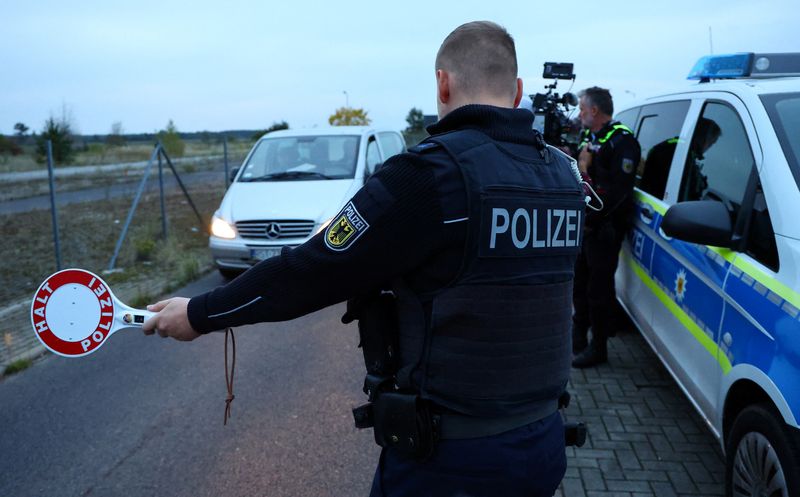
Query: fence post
xmin=223 ymin=135 xmax=229 ymax=188
xmin=46 ymin=140 xmax=62 ymax=271
xmin=107 ymin=146 xmax=160 ymax=272
xmin=158 ymin=147 xmax=167 ymax=238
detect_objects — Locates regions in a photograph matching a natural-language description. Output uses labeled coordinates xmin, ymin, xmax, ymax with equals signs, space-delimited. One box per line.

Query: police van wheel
xmin=725 ymin=404 xmax=800 ymax=497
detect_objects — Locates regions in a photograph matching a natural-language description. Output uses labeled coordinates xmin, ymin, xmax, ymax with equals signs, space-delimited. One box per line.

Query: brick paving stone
xmin=586 ymin=492 xmax=633 ymax=497
xmin=606 ymin=479 xmax=653 ymax=493
xmin=615 ymin=449 xmax=643 ymax=470
xmin=580 ymin=468 xmax=607 ymax=491
xmin=619 ymin=470 xmax=670 ymax=482
xmin=603 ymin=415 xmax=625 ymax=433
xmin=632 ymin=443 xmax=657 ymax=462
xmin=609 ymin=432 xmax=649 ymax=443
xmin=586 ymin=492 xmax=634 ymax=497
xmin=573 ymin=457 xmax=602 ymax=469
xmin=598 ymin=458 xmax=625 ymax=479
xmin=648 ymin=482 xmax=678 ymax=497
xmin=695 ymin=482 xmax=725 ymax=495
xmin=639 ymin=460 xmax=687 ymax=472
xmin=560 ymin=477 xmax=587 ymax=497
xmin=667 ymin=470 xmax=699 ymax=493
xmin=562 ymin=328 xmax=725 ymax=497
xmin=683 ymin=461 xmax=714 ymax=484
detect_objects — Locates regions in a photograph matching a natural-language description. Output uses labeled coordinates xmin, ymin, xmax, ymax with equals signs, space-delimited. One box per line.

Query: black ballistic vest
xmin=395 ymin=129 xmax=584 ymax=418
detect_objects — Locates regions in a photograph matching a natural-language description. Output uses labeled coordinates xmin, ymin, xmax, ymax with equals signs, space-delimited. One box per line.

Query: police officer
xmin=143 ymin=21 xmax=584 ymax=497
xmin=572 ymin=87 xmax=641 ymax=368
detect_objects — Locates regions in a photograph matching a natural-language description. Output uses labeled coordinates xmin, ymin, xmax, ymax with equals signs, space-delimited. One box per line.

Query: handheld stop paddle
xmin=30 ymin=268 xmax=155 ymax=357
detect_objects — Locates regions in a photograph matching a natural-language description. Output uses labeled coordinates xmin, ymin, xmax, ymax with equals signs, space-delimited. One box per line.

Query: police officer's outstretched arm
xmin=143 ymin=157 xmax=451 ymax=339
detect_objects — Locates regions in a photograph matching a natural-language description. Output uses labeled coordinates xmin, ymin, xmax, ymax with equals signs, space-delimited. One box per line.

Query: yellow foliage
xmin=328 ymin=107 xmax=372 ymax=126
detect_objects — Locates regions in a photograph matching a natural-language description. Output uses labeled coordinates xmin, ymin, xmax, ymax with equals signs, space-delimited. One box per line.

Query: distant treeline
xmin=74 ymin=129 xmax=259 ymax=144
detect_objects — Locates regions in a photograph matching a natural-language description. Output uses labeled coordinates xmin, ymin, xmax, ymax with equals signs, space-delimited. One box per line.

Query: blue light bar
xmin=687 ymin=53 xmax=754 ymax=80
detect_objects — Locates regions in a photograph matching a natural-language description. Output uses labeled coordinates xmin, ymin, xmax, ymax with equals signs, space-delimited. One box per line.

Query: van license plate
xmin=251 ymin=247 xmax=282 ymax=261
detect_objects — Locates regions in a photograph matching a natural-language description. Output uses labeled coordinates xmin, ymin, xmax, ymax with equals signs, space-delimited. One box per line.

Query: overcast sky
xmin=1 ymin=0 xmax=797 ymax=135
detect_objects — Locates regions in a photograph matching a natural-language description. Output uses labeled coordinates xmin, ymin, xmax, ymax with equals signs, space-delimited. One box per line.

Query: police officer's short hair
xmin=579 ymin=87 xmax=614 ymax=116
xmin=436 ymin=21 xmax=518 ymax=99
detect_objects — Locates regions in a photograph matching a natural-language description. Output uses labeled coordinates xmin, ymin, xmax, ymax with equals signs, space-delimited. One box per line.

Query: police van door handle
xmin=640 ymin=205 xmax=654 ymax=223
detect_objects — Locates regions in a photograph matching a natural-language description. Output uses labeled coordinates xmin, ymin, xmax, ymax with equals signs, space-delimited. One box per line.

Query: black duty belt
xmin=435 ymin=399 xmax=559 ymax=440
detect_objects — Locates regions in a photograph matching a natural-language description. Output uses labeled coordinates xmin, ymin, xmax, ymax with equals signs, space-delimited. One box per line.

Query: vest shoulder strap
xmin=426 ymin=129 xmax=493 ymax=158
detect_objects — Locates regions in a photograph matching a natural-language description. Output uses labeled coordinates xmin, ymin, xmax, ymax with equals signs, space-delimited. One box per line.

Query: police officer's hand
xmin=142 ymin=297 xmax=201 ymax=341
xmin=578 ymin=147 xmax=593 ymax=173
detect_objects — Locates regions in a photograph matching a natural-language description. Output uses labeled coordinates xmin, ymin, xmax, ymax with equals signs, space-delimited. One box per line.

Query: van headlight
xmin=211 ymin=216 xmax=236 ymax=239
xmin=316 ymin=218 xmax=333 ymax=235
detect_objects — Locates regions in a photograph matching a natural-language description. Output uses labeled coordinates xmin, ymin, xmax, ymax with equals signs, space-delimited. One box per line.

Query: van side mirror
xmin=662 ymin=200 xmax=733 ymax=248
xmin=229 ymin=166 xmax=240 ymax=184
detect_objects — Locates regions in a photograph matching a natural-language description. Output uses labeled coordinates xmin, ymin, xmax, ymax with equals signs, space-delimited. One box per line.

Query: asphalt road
xmin=0 ymin=272 xmax=378 ymax=497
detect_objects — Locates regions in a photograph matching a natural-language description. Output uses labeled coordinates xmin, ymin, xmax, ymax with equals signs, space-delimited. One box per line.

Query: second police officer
xmin=144 ymin=21 xmax=585 ymax=497
xmin=572 ymin=87 xmax=641 ymax=368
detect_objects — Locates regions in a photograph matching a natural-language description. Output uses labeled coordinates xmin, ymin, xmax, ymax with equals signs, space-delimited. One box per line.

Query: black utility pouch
xmin=372 ymin=392 xmax=437 ymax=460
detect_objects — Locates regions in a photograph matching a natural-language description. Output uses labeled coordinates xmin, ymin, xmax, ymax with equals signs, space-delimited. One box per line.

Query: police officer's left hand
xmin=578 ymin=147 xmax=593 ymax=173
xmin=142 ymin=297 xmax=201 ymax=341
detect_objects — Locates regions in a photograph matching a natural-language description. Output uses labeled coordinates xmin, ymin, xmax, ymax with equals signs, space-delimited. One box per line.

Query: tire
xmin=725 ymin=403 xmax=800 ymax=497
xmin=218 ymin=268 xmax=243 ymax=280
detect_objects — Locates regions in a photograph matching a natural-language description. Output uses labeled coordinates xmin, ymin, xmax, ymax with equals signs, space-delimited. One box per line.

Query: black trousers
xmin=572 ymin=221 xmax=626 ymax=342
xmin=369 ymin=411 xmax=566 ymax=497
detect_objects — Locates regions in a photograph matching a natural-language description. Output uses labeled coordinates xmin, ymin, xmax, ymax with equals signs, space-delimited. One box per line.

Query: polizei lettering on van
xmin=480 ymin=197 xmax=584 ymax=257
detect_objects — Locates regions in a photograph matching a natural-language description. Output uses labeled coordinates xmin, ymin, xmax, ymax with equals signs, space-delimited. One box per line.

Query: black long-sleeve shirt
xmin=187 ymin=105 xmax=542 ymax=333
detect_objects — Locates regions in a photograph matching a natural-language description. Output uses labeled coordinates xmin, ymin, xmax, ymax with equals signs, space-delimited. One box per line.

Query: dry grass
xmin=0 ymin=183 xmax=226 ymax=306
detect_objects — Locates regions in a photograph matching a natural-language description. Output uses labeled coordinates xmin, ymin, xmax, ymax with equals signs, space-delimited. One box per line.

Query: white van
xmin=209 ymin=126 xmax=406 ymax=278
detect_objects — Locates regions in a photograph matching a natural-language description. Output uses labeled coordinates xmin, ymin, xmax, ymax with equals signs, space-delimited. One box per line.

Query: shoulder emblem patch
xmin=324 ymin=201 xmax=370 ymax=251
xmin=622 ymin=158 xmax=635 ymax=174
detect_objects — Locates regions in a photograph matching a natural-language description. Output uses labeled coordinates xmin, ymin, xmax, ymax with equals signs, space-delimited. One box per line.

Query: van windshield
xmin=239 ymin=135 xmax=359 ymax=181
xmin=761 ymin=92 xmax=800 ymax=191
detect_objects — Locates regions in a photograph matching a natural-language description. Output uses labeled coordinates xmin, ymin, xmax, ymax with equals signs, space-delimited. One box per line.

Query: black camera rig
xmin=531 ymin=62 xmax=580 ymax=152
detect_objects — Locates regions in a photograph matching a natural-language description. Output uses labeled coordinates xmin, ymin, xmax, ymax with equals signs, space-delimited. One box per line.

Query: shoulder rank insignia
xmin=324 ymin=201 xmax=370 ymax=251
xmin=408 ymin=142 xmax=440 ymax=154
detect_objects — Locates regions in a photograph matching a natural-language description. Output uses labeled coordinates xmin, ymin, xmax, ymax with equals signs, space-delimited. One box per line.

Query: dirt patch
xmin=0 ymin=183 xmax=226 ymax=305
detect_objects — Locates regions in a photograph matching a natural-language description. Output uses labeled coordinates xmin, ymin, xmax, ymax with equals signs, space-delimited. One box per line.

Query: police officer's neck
xmin=590 ymin=116 xmax=613 ymax=133
xmin=439 ymin=97 xmax=515 ymax=120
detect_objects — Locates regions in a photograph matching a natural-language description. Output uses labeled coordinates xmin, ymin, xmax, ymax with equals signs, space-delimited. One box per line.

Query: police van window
xmin=677 ymin=102 xmax=754 ymax=219
xmin=615 ymin=107 xmax=640 ymax=131
xmin=745 ymin=178 xmax=779 ymax=271
xmin=366 ymin=137 xmax=382 ymax=174
xmin=378 ymin=132 xmax=405 ymax=159
xmin=760 ymin=92 xmax=800 ymax=191
xmin=634 ymin=100 xmax=691 ymax=200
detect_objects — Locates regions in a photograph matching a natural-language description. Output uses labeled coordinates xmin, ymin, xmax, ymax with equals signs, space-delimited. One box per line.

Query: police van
xmin=209 ymin=127 xmax=405 ymax=278
xmin=614 ymin=53 xmax=800 ymax=496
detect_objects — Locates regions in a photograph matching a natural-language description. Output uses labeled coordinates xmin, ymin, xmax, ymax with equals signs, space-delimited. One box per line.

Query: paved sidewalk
xmin=559 ymin=328 xmax=726 ymax=497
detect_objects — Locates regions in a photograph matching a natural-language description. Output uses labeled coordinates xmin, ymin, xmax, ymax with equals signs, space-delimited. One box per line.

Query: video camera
xmin=531 ymin=62 xmax=580 ymax=152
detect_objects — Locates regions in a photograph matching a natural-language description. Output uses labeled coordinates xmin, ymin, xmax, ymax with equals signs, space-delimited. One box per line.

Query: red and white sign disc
xmin=31 ymin=269 xmax=119 ymax=357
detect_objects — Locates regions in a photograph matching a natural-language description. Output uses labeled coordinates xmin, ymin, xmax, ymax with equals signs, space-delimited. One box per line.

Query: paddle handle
xmin=118 ymin=309 xmax=157 ymax=328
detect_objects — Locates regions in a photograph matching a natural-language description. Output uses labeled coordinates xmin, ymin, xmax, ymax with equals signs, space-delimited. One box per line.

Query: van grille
xmin=236 ymin=220 xmax=316 ymax=240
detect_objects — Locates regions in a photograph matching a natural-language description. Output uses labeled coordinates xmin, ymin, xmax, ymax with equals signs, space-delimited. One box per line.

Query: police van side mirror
xmin=662 ymin=200 xmax=733 ymax=248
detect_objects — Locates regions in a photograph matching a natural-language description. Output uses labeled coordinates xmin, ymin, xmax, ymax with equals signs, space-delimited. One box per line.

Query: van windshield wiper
xmin=248 ymin=171 xmax=334 ymax=181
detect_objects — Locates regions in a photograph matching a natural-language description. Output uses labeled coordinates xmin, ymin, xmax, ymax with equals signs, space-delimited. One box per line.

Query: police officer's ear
xmin=513 ymin=78 xmax=523 ymax=108
xmin=436 ymin=69 xmax=451 ymax=105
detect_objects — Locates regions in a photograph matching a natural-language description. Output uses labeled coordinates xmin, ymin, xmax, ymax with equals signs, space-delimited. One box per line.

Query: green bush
xmin=158 ymin=119 xmax=185 ymax=158
xmin=134 ymin=238 xmax=157 ymax=261
xmin=35 ymin=116 xmax=74 ymax=164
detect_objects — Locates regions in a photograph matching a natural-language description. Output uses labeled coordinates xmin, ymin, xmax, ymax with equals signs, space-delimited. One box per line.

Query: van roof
xmin=259 ymin=126 xmax=398 ymax=139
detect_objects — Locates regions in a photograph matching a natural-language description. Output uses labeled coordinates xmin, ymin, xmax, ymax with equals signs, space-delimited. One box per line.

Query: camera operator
xmin=572 ymin=87 xmax=640 ymax=368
